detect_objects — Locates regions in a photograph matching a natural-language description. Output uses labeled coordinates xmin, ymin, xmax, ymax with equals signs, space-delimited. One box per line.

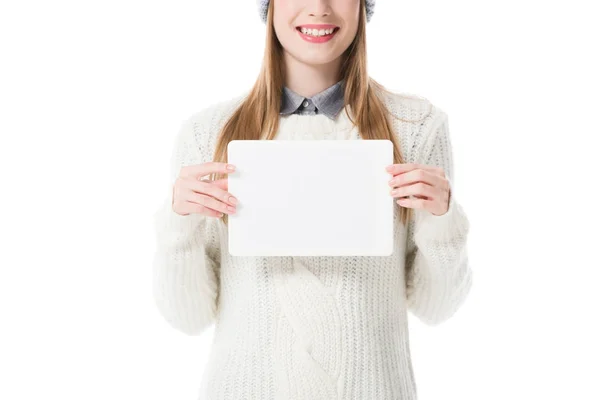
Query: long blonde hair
xmin=212 ymin=0 xmax=425 ymax=226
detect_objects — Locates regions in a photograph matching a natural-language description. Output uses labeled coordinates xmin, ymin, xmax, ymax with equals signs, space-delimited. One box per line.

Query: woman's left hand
xmin=385 ymin=163 xmax=450 ymax=216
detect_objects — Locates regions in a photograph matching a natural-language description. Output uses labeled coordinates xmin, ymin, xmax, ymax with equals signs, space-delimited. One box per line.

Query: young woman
xmin=152 ymin=0 xmax=473 ymax=399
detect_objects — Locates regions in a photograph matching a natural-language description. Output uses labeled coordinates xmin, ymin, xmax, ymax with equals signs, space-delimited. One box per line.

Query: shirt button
xmin=303 ymin=100 xmax=309 ymax=107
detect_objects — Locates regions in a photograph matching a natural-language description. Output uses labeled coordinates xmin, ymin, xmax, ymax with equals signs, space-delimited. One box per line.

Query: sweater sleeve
xmin=151 ymin=111 xmax=221 ymax=336
xmin=404 ymin=107 xmax=473 ymax=326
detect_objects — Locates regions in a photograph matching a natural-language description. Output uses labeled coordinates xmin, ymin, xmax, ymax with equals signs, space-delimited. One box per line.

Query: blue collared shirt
xmin=280 ymin=80 xmax=346 ymax=120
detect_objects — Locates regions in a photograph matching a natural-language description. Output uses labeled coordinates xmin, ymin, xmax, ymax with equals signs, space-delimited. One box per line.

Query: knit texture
xmin=152 ymin=90 xmax=473 ymax=399
xmin=257 ymin=0 xmax=376 ymax=23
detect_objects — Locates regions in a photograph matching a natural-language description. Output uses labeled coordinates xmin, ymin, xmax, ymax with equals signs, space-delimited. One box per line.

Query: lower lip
xmin=297 ymin=28 xmax=339 ymax=43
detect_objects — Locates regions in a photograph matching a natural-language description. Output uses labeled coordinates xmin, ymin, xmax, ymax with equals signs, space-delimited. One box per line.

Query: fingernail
xmin=226 ymin=164 xmax=236 ymax=171
xmin=229 ymin=196 xmax=238 ymax=205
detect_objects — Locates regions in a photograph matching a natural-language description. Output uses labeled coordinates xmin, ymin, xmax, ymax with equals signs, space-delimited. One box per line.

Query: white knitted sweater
xmin=152 ymin=90 xmax=473 ymax=400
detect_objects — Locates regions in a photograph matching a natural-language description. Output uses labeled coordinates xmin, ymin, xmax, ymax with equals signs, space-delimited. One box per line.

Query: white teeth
xmin=300 ymin=27 xmax=336 ymax=37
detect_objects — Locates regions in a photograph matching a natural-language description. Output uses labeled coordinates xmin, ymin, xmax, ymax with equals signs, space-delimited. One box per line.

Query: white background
xmin=1 ymin=0 xmax=599 ymax=399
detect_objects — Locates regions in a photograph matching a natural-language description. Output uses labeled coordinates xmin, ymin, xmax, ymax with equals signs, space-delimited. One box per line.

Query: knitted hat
xmin=257 ymin=0 xmax=376 ymax=24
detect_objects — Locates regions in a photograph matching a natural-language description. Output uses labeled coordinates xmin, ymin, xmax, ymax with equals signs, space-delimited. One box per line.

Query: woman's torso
xmin=196 ymin=117 xmax=418 ymax=400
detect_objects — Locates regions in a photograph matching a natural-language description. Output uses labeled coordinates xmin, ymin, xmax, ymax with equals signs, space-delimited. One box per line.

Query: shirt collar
xmin=280 ymin=79 xmax=346 ymax=120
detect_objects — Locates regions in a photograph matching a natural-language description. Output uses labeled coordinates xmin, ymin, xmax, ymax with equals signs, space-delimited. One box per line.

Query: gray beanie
xmin=257 ymin=0 xmax=376 ymax=24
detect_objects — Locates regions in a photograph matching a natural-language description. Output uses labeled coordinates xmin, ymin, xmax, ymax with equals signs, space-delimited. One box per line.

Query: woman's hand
xmin=385 ymin=163 xmax=450 ymax=216
xmin=172 ymin=162 xmax=238 ymax=218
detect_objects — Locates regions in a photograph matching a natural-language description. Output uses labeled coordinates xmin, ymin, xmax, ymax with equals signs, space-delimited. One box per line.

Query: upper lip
xmin=296 ymin=24 xmax=338 ymax=30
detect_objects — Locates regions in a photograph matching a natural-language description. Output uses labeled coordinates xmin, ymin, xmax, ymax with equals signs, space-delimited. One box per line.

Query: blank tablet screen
xmin=227 ymin=139 xmax=394 ymax=256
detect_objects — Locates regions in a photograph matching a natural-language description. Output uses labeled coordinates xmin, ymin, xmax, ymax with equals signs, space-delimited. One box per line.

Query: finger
xmin=181 ymin=162 xmax=236 ymax=180
xmin=185 ymin=179 xmax=237 ymax=207
xmin=183 ymin=202 xmax=224 ymax=218
xmin=390 ymin=182 xmax=436 ymax=199
xmin=174 ymin=189 xmax=226 ymax=218
xmin=188 ymin=192 xmax=237 ymax=215
xmin=396 ymin=196 xmax=433 ymax=212
xmin=212 ymin=178 xmax=229 ymax=191
xmin=386 ymin=163 xmax=442 ymax=176
xmin=389 ymin=168 xmax=440 ymax=188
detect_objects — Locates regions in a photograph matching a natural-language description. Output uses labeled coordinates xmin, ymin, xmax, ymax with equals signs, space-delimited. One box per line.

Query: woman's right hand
xmin=172 ymin=162 xmax=238 ymax=218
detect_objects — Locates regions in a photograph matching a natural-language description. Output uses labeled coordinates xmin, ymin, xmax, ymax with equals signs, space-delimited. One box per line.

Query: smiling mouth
xmin=296 ymin=27 xmax=340 ymax=38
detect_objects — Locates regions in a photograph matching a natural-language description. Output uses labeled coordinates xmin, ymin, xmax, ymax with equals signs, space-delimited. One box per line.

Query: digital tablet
xmin=227 ymin=139 xmax=394 ymax=256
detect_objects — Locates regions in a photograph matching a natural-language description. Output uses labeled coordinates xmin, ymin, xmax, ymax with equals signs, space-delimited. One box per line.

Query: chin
xmin=289 ymin=48 xmax=343 ymax=66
